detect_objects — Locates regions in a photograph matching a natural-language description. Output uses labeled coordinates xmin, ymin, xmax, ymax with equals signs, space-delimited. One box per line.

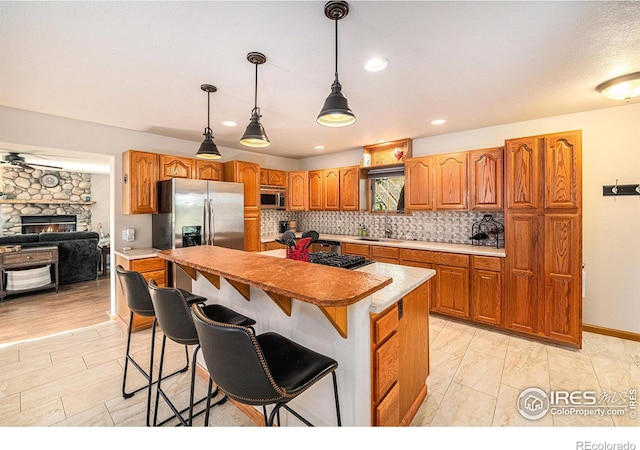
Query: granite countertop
xmin=114 ymin=247 xmax=162 ymax=260
xmin=261 ymin=248 xmax=436 ymax=314
xmin=158 ymin=246 xmax=393 ymax=307
xmin=261 ymin=232 xmax=505 ymax=257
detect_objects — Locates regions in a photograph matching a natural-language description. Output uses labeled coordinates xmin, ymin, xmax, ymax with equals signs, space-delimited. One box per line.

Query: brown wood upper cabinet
xmin=195 ymin=160 xmax=223 ymax=181
xmin=339 ymin=166 xmax=360 ymax=211
xmin=260 ymin=168 xmax=286 ymax=187
xmin=287 ymin=171 xmax=308 ymax=211
xmin=544 ymin=132 xmax=581 ymax=210
xmin=158 ymin=154 xmax=194 ymax=181
xmin=469 ymin=147 xmax=503 ymax=210
xmin=404 ymin=156 xmax=434 ymax=210
xmin=223 ymin=161 xmax=261 ymax=252
xmin=505 ymin=136 xmax=543 ymax=210
xmin=435 ymin=152 xmax=468 ymax=210
xmin=308 ymin=170 xmax=323 ymax=210
xmin=322 ymin=169 xmax=340 ymax=211
xmin=123 ymin=150 xmax=158 ymax=214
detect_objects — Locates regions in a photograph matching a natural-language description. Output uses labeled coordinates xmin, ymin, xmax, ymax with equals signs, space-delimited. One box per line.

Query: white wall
xmin=90 ymin=173 xmax=110 ymax=236
xmin=298 ymin=103 xmax=640 ymax=334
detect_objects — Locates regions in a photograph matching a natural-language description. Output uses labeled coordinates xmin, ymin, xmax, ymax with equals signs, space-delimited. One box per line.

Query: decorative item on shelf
xmin=240 ymin=52 xmax=270 ymax=147
xmin=363 ymin=138 xmax=412 ymax=168
xmin=317 ymin=1 xmax=356 ymax=127
xmin=196 ymin=84 xmax=222 ymax=160
xmin=470 ymin=214 xmax=504 ymax=249
xmin=602 ymin=179 xmax=640 ymax=196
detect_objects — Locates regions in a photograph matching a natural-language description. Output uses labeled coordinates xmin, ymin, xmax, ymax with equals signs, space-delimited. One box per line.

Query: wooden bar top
xmin=158 ymin=246 xmax=392 ymax=307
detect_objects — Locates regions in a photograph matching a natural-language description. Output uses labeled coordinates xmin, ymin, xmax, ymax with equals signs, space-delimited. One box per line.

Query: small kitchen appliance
xmin=278 ymin=220 xmax=289 ymax=233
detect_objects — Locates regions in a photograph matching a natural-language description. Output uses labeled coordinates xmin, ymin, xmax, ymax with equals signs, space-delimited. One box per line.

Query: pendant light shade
xmin=317 ymin=1 xmax=356 ymax=128
xmin=240 ymin=52 xmax=270 ymax=147
xmin=196 ymin=84 xmax=222 ymax=160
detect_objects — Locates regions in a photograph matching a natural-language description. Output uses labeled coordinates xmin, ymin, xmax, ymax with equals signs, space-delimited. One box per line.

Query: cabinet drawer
xmin=342 ymin=242 xmax=370 ymax=257
xmin=3 ymin=250 xmax=56 ymax=265
xmin=373 ymin=333 xmax=399 ymax=403
xmin=375 ymin=382 xmax=400 ymax=427
xmin=400 ymin=248 xmax=469 ymax=267
xmin=373 ymin=304 xmax=398 ymax=345
xmin=472 ymin=255 xmax=502 ymax=271
xmin=142 ymin=269 xmax=165 ymax=286
xmin=371 ymin=245 xmax=399 ymax=260
xmin=131 ymin=257 xmax=165 ymax=272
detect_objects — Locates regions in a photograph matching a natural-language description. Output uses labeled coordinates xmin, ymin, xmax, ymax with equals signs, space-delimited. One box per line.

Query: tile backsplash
xmin=261 ymin=209 xmax=504 ymax=246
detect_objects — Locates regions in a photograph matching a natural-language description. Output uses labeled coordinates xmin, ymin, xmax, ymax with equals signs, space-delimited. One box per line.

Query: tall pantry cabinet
xmin=504 ymin=130 xmax=582 ymax=347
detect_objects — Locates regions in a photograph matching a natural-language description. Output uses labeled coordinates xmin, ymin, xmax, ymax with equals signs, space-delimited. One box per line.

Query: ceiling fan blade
xmin=23 ymin=161 xmax=64 ymax=170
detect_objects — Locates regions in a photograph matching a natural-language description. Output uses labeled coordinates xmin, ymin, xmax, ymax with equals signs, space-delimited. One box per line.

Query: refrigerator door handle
xmin=203 ymin=198 xmax=209 ymax=245
xmin=209 ymin=199 xmax=215 ymax=245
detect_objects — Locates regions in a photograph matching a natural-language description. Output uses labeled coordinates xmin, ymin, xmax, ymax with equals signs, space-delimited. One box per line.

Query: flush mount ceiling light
xmin=240 ymin=52 xmax=270 ymax=147
xmin=364 ymin=56 xmax=389 ymax=72
xmin=431 ymin=119 xmax=447 ymax=125
xmin=596 ymin=72 xmax=640 ymax=102
xmin=317 ymin=1 xmax=356 ymax=128
xmin=196 ymin=84 xmax=222 ymax=160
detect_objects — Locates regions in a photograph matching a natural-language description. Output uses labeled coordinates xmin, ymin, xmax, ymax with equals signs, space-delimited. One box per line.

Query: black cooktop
xmin=308 ymin=252 xmax=375 ymax=270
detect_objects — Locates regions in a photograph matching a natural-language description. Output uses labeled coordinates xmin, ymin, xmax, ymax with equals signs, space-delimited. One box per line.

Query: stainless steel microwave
xmin=260 ymin=187 xmax=286 ymax=209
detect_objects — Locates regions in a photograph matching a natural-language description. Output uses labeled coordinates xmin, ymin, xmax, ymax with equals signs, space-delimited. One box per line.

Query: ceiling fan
xmin=1 ymin=152 xmax=62 ymax=170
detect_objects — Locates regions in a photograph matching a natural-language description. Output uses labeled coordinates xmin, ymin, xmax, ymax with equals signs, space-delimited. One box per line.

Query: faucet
xmin=379 ymin=201 xmax=392 ymax=239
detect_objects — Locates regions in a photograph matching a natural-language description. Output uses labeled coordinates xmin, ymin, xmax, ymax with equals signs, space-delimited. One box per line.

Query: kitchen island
xmin=158 ymin=245 xmax=435 ymax=426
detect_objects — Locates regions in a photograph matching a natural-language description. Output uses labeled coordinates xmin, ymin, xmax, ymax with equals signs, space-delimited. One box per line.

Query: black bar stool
xmin=116 ymin=265 xmax=202 ymax=426
xmin=148 ymin=279 xmax=256 ymax=426
xmin=191 ymin=303 xmax=341 ymax=427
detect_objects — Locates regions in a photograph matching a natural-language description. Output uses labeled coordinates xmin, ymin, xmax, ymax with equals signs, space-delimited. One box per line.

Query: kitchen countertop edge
xmin=261 ymin=233 xmax=505 ymax=257
xmin=114 ymin=247 xmax=162 ymax=260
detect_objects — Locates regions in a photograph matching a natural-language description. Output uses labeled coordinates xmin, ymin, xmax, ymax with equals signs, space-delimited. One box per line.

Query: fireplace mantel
xmin=0 ymin=199 xmax=96 ymax=205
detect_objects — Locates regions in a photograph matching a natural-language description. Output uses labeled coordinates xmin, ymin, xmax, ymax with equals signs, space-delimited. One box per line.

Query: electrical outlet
xmin=336 ymin=220 xmax=343 ymax=228
xmin=423 ymin=221 xmax=434 ymax=233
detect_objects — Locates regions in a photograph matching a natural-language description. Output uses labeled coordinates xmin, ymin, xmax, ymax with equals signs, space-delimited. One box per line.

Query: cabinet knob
xmin=26 ymin=255 xmax=31 ymax=259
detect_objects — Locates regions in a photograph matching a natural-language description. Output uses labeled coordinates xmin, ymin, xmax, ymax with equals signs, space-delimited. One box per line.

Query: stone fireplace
xmin=1 ymin=167 xmax=92 ymax=236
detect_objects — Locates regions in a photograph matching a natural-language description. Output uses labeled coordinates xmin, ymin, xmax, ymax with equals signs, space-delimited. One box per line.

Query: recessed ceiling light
xmin=222 ymin=121 xmax=237 ymax=127
xmin=364 ymin=57 xmax=389 ymax=72
xmin=314 ymin=145 xmax=325 ymax=150
xmin=431 ymin=119 xmax=447 ymax=125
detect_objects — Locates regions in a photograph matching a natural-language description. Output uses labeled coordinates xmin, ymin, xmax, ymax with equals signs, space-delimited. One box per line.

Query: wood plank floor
xmin=0 ymin=276 xmax=111 ymax=344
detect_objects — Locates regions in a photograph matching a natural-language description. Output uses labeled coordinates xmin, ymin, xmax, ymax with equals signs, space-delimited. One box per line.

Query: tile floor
xmin=0 ymin=315 xmax=638 ymax=428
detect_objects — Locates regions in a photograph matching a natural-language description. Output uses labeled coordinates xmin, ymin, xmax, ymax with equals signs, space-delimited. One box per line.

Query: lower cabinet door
xmin=435 ymin=265 xmax=470 ymax=318
xmin=471 ymin=269 xmax=501 ymax=325
xmin=375 ymin=382 xmax=400 ymax=426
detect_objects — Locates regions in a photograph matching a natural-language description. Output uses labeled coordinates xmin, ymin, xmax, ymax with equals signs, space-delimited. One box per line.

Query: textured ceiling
xmin=1 ymin=1 xmax=640 ymax=168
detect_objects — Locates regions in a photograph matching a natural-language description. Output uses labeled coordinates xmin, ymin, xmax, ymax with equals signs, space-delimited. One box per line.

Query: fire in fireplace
xmin=21 ymin=215 xmax=77 ymax=234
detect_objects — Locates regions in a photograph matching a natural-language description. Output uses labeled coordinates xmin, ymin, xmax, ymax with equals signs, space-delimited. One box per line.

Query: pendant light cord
xmin=254 ymin=62 xmax=259 ymax=113
xmin=334 ymin=16 xmax=339 ymax=81
xmin=206 ymin=91 xmax=212 ymax=135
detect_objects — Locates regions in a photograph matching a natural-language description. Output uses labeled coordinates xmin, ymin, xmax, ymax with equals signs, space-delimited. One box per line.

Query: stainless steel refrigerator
xmin=152 ymin=178 xmax=244 ymax=290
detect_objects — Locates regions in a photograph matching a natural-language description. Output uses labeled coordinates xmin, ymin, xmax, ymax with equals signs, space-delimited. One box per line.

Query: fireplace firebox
xmin=21 ymin=215 xmax=77 ymax=234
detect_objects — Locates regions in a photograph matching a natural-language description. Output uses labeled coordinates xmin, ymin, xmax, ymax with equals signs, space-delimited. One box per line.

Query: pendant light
xmin=196 ymin=84 xmax=222 ymax=160
xmin=240 ymin=52 xmax=270 ymax=147
xmin=317 ymin=1 xmax=356 ymax=127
